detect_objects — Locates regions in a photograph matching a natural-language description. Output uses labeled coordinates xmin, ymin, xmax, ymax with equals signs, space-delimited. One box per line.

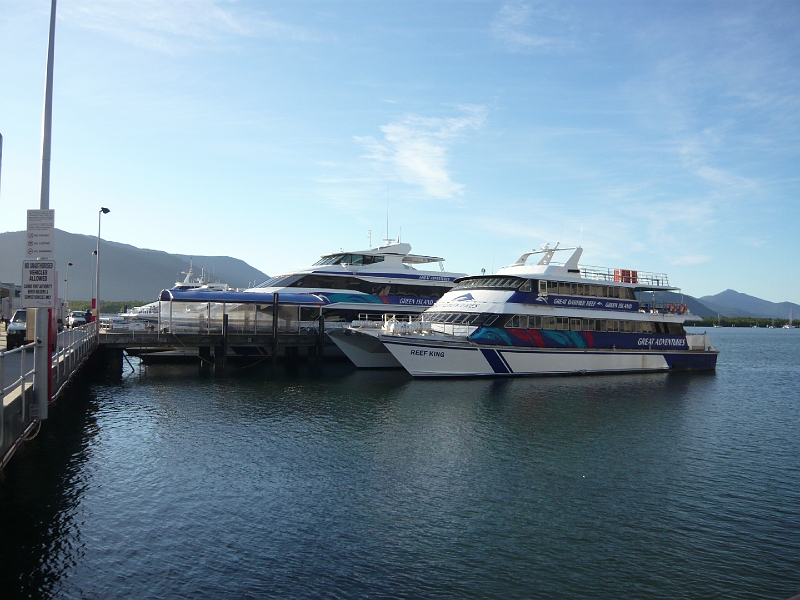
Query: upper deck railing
xmin=579 ymin=265 xmax=670 ymax=287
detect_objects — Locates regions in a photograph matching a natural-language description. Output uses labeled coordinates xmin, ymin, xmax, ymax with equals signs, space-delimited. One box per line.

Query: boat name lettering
xmin=637 ymin=337 xmax=686 ymax=347
xmin=418 ymin=275 xmax=452 ymax=281
xmin=410 ymin=349 xmax=445 ymax=357
xmin=540 ymin=295 xmax=639 ymax=311
xmin=438 ymin=302 xmax=480 ymax=309
xmin=397 ymin=297 xmax=436 ymax=306
xmin=550 ymin=297 xmax=635 ymax=310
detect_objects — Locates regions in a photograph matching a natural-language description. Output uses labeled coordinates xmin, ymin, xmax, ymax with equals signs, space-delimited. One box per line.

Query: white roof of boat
xmin=318 ymin=242 xmax=444 ymax=265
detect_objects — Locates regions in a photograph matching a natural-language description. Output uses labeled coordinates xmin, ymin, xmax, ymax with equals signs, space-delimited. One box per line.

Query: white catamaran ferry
xmin=331 ymin=244 xmax=719 ymax=376
xmin=246 ymin=241 xmax=466 ymax=325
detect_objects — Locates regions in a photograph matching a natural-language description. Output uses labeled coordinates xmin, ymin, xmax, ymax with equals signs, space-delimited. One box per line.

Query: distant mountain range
xmin=1 ymin=229 xmax=796 ymax=317
xmin=698 ymin=289 xmax=799 ymax=320
xmin=0 ymin=229 xmax=269 ymax=302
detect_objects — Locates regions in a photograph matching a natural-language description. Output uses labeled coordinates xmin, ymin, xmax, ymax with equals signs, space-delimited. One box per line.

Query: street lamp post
xmin=93 ymin=207 xmax=110 ymax=327
xmin=64 ymin=261 xmax=73 ymax=310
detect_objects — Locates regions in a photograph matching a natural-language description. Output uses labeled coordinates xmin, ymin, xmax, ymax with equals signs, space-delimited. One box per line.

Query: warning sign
xmin=26 ymin=209 xmax=55 ymax=258
xmin=21 ymin=259 xmax=56 ymax=308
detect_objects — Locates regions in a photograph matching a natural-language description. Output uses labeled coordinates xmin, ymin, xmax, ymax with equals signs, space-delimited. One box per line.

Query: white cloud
xmin=671 ymin=255 xmax=711 ymax=266
xmin=356 ymin=106 xmax=487 ymax=199
xmin=62 ymin=0 xmax=312 ymax=53
xmin=491 ymin=1 xmax=574 ymax=53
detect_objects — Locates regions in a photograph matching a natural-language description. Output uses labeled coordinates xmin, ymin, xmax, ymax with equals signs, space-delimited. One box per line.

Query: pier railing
xmin=0 ymin=343 xmax=36 ymax=448
xmin=2 ymin=323 xmax=97 ymax=469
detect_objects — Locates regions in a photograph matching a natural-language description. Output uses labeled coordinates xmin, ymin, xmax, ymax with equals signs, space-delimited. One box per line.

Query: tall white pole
xmin=40 ymin=0 xmax=57 ymax=210
xmin=35 ymin=0 xmax=58 ymax=421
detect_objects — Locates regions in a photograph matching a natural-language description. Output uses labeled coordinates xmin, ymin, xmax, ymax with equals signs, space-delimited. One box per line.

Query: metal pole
xmin=65 ymin=261 xmax=72 ymax=310
xmin=95 ymin=211 xmax=100 ymax=318
xmin=34 ymin=0 xmax=58 ymax=421
xmin=0 ymin=133 xmax=4 ymax=201
xmin=40 ymin=0 xmax=56 ymax=210
xmin=271 ymin=293 xmax=278 ymax=362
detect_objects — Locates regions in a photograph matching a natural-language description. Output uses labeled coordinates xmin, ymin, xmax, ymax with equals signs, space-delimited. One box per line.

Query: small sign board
xmin=26 ymin=209 xmax=55 ymax=258
xmin=21 ymin=259 xmax=56 ymax=308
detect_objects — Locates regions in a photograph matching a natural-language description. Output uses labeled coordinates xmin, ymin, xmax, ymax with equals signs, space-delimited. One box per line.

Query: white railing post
xmin=0 ymin=352 xmax=5 ymax=448
xmin=20 ymin=345 xmax=27 ymax=422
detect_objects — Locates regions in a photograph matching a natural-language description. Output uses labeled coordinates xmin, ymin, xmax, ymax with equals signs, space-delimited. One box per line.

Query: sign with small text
xmin=21 ymin=259 xmax=56 ymax=308
xmin=26 ymin=209 xmax=55 ymax=258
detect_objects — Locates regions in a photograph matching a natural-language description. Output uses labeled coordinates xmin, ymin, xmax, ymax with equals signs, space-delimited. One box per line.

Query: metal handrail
xmin=579 ymin=265 xmax=670 ymax=287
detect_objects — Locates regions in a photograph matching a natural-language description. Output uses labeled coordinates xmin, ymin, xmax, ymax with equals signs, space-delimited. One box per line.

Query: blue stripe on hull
xmin=480 ymin=348 xmax=510 ymax=374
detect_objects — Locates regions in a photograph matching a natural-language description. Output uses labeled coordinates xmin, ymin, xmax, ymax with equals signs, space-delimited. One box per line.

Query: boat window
xmin=621 ymin=320 xmax=632 ymax=332
xmin=484 ymin=315 xmax=499 ymax=326
xmin=539 ymin=280 xmax=548 ymax=294
xmin=518 ymin=280 xmax=533 ymax=292
xmin=607 ymin=320 xmax=620 ymax=332
xmin=559 ymin=282 xmax=570 ymax=295
xmin=583 ymin=319 xmax=595 ymax=331
xmin=255 ymin=274 xmax=304 ymax=288
xmin=667 ymin=323 xmax=685 ymax=335
xmin=547 ymin=281 xmax=559 ymax=294
xmin=585 ymin=284 xmax=595 ymax=297
xmin=529 ymin=316 xmax=542 ymax=329
xmin=570 ymin=283 xmax=579 ymax=296
xmin=541 ymin=316 xmax=556 ymax=330
xmin=313 ymin=254 xmax=345 ymax=266
xmin=642 ymin=322 xmax=655 ymax=333
xmin=570 ymin=318 xmax=582 ymax=331
xmin=452 ymin=276 xmax=523 ymax=291
xmin=362 ymin=255 xmax=384 ymax=265
xmin=595 ymin=320 xmax=606 ymax=332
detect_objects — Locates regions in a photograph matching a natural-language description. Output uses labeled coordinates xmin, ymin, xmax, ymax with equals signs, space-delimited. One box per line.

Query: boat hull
xmin=328 ymin=329 xmax=403 ymax=368
xmin=380 ymin=337 xmax=718 ymax=377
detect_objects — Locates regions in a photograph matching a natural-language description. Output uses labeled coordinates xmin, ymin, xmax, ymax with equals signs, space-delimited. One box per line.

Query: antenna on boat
xmin=368 ymin=230 xmax=372 ymax=249
xmin=384 ymin=184 xmax=393 ymax=244
xmin=579 ymin=226 xmax=583 ymax=247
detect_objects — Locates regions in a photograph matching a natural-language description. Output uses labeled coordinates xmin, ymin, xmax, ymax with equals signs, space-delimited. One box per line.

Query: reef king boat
xmin=331 ymin=244 xmax=718 ymax=376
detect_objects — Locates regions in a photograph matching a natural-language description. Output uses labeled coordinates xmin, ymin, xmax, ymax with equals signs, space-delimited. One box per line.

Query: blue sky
xmin=1 ymin=0 xmax=798 ymax=303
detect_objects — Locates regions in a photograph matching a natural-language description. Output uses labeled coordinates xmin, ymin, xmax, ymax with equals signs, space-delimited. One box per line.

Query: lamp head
xmin=100 ymin=207 xmax=110 ymax=214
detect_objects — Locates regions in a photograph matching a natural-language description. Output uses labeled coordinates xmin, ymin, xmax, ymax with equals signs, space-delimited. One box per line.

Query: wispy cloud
xmin=491 ymin=1 xmax=575 ymax=53
xmin=356 ymin=106 xmax=487 ymax=199
xmin=62 ymin=0 xmax=313 ymax=54
xmin=671 ymin=254 xmax=711 ymax=266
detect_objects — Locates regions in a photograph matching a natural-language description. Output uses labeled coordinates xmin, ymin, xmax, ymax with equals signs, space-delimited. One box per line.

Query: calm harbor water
xmin=2 ymin=328 xmax=799 ymax=599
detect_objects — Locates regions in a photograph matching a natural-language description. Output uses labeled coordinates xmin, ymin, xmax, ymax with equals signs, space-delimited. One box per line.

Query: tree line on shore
xmin=685 ymin=317 xmax=794 ymax=328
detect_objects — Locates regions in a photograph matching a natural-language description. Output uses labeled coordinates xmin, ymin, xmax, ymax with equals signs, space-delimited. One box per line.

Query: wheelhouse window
xmin=452 ymin=276 xmax=525 ymax=291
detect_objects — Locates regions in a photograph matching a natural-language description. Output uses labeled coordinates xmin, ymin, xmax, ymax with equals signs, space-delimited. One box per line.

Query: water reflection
xmin=0 ymin=377 xmax=100 ymax=599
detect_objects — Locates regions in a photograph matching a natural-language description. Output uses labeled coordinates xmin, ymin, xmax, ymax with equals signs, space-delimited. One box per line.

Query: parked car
xmin=6 ymin=309 xmax=28 ymax=350
xmin=67 ymin=311 xmax=87 ymax=328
